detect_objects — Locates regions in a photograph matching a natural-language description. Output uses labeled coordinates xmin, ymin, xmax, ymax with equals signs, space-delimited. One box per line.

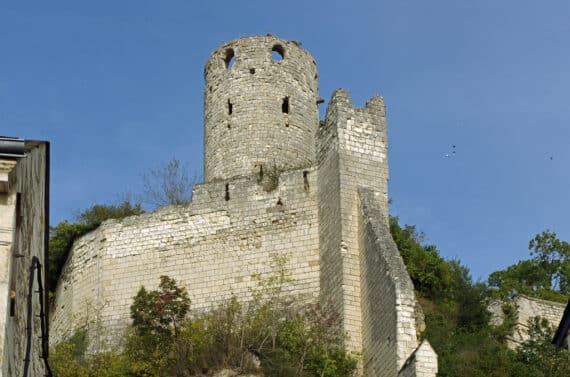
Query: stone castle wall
xmin=51 ymin=167 xmax=321 ymax=347
xmin=50 ymin=35 xmax=438 ymax=377
xmin=316 ymin=89 xmax=389 ymax=355
xmin=358 ymin=188 xmax=419 ymax=376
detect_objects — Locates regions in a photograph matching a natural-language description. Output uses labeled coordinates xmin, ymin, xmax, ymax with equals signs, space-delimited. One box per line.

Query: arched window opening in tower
xmin=224 ymin=48 xmax=235 ymax=68
xmin=228 ymin=99 xmax=233 ymax=115
xmin=272 ymin=44 xmax=285 ymax=61
xmin=282 ymin=97 xmax=289 ymax=114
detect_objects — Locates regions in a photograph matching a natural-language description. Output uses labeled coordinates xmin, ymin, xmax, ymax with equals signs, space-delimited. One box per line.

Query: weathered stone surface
xmin=398 ymin=341 xmax=438 ymax=377
xmin=204 ymin=36 xmax=318 ymax=182
xmin=489 ymin=295 xmax=567 ymax=349
xmin=50 ymin=36 xmax=437 ymax=377
xmin=0 ymin=142 xmax=49 ymax=377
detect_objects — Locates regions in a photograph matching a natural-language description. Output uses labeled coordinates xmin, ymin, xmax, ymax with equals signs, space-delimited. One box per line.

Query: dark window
xmin=282 ymin=97 xmax=289 ymax=114
xmin=225 ymin=184 xmax=230 ymax=201
xmin=228 ymin=99 xmax=233 ymax=115
xmin=224 ymin=48 xmax=235 ymax=68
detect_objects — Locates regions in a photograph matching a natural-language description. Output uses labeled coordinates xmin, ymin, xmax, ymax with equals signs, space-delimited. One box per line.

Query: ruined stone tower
xmin=51 ymin=36 xmax=438 ymax=377
xmin=204 ymin=37 xmax=318 ymax=181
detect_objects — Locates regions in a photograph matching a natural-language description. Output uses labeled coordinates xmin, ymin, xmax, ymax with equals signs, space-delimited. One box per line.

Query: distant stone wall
xmin=0 ymin=142 xmax=48 ymax=377
xmin=51 ymin=167 xmax=320 ymax=348
xmin=489 ymin=295 xmax=567 ymax=349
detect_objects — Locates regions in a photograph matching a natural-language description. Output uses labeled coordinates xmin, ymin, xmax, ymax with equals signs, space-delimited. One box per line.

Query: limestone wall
xmin=204 ymin=36 xmax=319 ymax=182
xmin=398 ymin=341 xmax=438 ymax=377
xmin=489 ymin=295 xmax=567 ymax=349
xmin=316 ymin=89 xmax=388 ymax=354
xmin=0 ymin=142 xmax=49 ymax=377
xmin=359 ymin=188 xmax=418 ymax=377
xmin=51 ymin=167 xmax=320 ymax=347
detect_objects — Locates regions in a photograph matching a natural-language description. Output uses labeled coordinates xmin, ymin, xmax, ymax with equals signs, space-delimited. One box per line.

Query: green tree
xmin=488 ymin=230 xmax=570 ymax=303
xmin=130 ymin=275 xmax=190 ymax=338
xmin=125 ymin=276 xmax=191 ymax=376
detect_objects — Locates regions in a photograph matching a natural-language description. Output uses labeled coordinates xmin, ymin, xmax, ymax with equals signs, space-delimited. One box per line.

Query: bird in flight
xmin=444 ymin=145 xmax=457 ymax=158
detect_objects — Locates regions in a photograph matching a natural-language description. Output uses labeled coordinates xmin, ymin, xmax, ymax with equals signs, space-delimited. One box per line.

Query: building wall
xmin=51 ymin=167 xmax=321 ymax=347
xmin=0 ymin=160 xmax=18 ymax=373
xmin=0 ymin=142 xmax=49 ymax=377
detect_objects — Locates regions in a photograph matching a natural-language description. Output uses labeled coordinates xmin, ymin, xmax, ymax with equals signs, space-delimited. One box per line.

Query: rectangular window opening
xmin=282 ymin=97 xmax=289 ymax=114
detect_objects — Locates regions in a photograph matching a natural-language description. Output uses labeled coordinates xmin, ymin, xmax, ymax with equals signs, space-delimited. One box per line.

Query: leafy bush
xmin=50 ymin=329 xmax=129 ymax=377
xmin=389 ymin=216 xmax=472 ymax=302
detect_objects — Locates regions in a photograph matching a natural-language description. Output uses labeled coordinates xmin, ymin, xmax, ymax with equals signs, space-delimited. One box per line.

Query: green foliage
xmin=125 ymin=262 xmax=356 ymax=377
xmin=131 ymin=275 xmax=190 ymax=337
xmin=389 ymin=216 xmax=471 ymax=302
xmin=488 ymin=230 xmax=570 ymax=303
xmin=515 ymin=317 xmax=570 ymax=377
xmin=48 ymin=221 xmax=97 ymax=293
xmin=125 ymin=276 xmax=192 ymax=376
xmin=48 ymin=200 xmax=143 ymax=294
xmin=50 ymin=329 xmax=129 ymax=377
xmin=390 ymin=217 xmax=570 ymax=377
xmin=267 ymin=304 xmax=357 ymax=377
xmin=51 ymin=264 xmax=356 ymax=377
xmin=491 ymin=303 xmax=518 ymax=343
xmin=77 ymin=201 xmax=144 ymax=227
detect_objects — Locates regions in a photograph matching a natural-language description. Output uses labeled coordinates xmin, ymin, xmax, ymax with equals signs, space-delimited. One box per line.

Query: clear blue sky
xmin=2 ymin=1 xmax=569 ymax=281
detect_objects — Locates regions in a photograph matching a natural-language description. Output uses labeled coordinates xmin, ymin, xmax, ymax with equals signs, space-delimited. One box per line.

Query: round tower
xmin=203 ymin=36 xmax=319 ymax=182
